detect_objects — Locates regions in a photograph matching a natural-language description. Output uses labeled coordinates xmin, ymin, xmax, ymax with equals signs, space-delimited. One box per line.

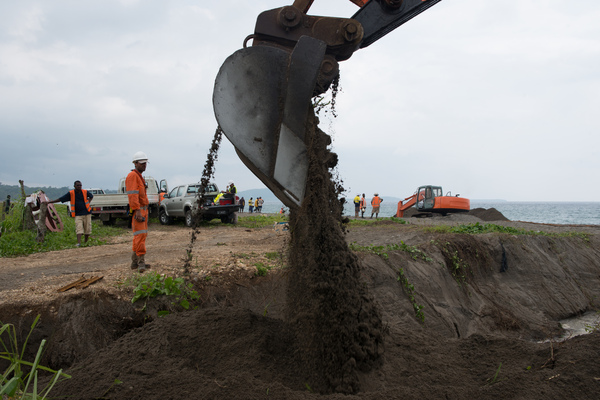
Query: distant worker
xmin=47 ymin=180 xmax=93 ymax=247
xmin=126 ymin=151 xmax=150 ymax=272
xmin=248 ymin=197 xmax=254 ymax=213
xmin=239 ymin=196 xmax=245 ymax=212
xmin=280 ymin=207 xmax=285 ymax=214
xmin=353 ymin=194 xmax=360 ymax=217
xmin=258 ymin=197 xmax=264 ymax=212
xmin=4 ymin=194 xmax=10 ymax=214
xmin=360 ymin=193 xmax=367 ymax=218
xmin=227 ymin=181 xmax=237 ymax=194
xmin=254 ymin=197 xmax=259 ymax=213
xmin=371 ymin=193 xmax=383 ymax=219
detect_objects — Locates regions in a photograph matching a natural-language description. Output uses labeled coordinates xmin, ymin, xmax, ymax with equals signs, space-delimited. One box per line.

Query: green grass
xmin=397 ymin=268 xmax=425 ymax=323
xmin=237 ymin=214 xmax=288 ymax=229
xmin=349 ymin=241 xmax=431 ymax=261
xmin=425 ymin=222 xmax=589 ymax=240
xmin=1 ymin=315 xmax=71 ymax=398
xmin=347 ymin=217 xmax=408 ymax=226
xmin=0 ymin=204 xmax=124 ymax=257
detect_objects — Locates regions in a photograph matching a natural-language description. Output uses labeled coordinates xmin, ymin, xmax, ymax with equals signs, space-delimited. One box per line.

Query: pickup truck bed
xmin=159 ymin=183 xmax=239 ymax=226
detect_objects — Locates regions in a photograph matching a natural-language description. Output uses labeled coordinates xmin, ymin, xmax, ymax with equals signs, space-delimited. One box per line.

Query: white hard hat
xmin=228 ymin=180 xmax=234 ymax=185
xmin=132 ymin=151 xmax=149 ymax=163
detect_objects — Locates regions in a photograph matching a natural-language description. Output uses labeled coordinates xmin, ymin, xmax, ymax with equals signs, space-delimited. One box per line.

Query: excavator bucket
xmin=213 ymin=36 xmax=327 ymax=208
xmin=213 ymin=1 xmax=443 ymax=208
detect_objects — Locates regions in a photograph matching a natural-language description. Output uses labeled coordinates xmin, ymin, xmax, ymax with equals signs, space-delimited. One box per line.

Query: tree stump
xmin=35 ymin=202 xmax=49 ymax=243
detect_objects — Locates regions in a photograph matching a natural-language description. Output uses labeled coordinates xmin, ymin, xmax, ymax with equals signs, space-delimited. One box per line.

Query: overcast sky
xmin=1 ymin=0 xmax=598 ymax=202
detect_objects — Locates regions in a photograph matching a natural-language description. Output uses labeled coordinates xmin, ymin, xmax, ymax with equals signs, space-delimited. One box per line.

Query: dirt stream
xmin=2 ymin=125 xmax=600 ymax=398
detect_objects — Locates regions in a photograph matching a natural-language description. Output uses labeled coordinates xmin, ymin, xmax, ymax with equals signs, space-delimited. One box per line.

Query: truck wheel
xmin=185 ymin=210 xmax=194 ymax=227
xmin=159 ymin=209 xmax=171 ymax=225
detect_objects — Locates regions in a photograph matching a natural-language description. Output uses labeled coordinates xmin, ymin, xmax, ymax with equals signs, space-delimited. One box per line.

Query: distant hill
xmin=0 ymin=182 xmax=73 ymax=201
xmin=237 ymin=188 xmax=278 ymax=202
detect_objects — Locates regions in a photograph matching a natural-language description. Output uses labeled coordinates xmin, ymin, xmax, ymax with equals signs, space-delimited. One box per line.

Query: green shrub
xmin=127 ymin=272 xmax=200 ymax=311
xmin=0 ymin=205 xmax=123 ymax=257
xmin=0 ymin=315 xmax=71 ymax=399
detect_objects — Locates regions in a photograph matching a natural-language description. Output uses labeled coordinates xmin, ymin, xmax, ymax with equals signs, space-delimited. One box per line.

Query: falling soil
xmin=285 ymin=112 xmax=383 ymax=394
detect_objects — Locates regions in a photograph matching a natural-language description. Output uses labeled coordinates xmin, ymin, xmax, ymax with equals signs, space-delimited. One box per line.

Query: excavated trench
xmin=1 ymin=220 xmax=600 ymax=399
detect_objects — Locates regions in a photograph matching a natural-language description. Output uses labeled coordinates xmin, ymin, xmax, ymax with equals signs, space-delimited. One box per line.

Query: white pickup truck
xmin=89 ymin=176 xmax=168 ymax=225
xmin=159 ymin=182 xmax=240 ymax=226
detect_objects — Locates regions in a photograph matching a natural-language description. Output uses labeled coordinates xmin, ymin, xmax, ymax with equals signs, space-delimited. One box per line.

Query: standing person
xmin=254 ymin=197 xmax=259 ymax=213
xmin=47 ymin=181 xmax=93 ymax=247
xmin=4 ymin=195 xmax=10 ymax=214
xmin=360 ymin=193 xmax=367 ymax=218
xmin=239 ymin=196 xmax=245 ymax=212
xmin=248 ymin=197 xmax=254 ymax=213
xmin=258 ymin=197 xmax=264 ymax=213
xmin=127 ymin=151 xmax=150 ymax=272
xmin=370 ymin=193 xmax=383 ymax=219
xmin=353 ymin=194 xmax=360 ymax=217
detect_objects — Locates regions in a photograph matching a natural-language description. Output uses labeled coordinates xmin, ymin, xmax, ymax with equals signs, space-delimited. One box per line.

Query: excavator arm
xmin=213 ymin=0 xmax=443 ymax=208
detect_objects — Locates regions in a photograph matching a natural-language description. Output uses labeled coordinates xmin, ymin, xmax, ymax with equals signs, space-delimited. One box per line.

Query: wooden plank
xmin=57 ymin=275 xmax=104 ymax=292
xmin=57 ymin=277 xmax=87 ymax=292
xmin=76 ymin=276 xmax=104 ymax=289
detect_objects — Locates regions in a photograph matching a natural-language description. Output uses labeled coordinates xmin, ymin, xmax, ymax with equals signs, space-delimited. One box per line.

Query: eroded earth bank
xmin=1 ymin=211 xmax=600 ymax=399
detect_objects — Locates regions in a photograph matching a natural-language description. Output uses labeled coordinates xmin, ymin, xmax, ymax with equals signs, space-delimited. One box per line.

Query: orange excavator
xmin=213 ymin=0 xmax=444 ymax=209
xmin=395 ymin=185 xmax=470 ymax=217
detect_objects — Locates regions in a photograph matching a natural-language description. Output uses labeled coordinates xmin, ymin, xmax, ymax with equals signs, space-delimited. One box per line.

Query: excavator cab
xmin=213 ymin=0 xmax=443 ymax=209
xmin=416 ymin=185 xmax=442 ymax=211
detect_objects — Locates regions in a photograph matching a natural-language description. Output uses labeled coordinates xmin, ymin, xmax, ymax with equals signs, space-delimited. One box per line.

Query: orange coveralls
xmin=126 ymin=170 xmax=149 ymax=256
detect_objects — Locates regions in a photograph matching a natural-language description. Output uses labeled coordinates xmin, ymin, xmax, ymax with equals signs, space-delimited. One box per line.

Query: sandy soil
xmin=1 ymin=212 xmax=600 ymax=399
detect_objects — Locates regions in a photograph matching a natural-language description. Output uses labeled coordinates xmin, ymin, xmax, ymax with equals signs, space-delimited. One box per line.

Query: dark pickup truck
xmin=158 ymin=182 xmax=240 ymax=227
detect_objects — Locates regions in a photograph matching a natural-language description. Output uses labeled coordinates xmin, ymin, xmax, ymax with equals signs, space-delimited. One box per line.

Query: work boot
xmin=130 ymin=252 xmax=139 ymax=270
xmin=137 ymin=254 xmax=149 ymax=273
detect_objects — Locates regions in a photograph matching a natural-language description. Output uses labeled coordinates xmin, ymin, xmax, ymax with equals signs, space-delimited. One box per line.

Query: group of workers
xmin=353 ymin=193 xmax=383 ymax=219
xmin=245 ymin=197 xmax=263 ymax=213
xmin=46 ymin=151 xmax=152 ymax=273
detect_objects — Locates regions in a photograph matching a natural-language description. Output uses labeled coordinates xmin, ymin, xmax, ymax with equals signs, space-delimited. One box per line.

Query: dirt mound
xmin=469 ymin=207 xmax=509 ymax=221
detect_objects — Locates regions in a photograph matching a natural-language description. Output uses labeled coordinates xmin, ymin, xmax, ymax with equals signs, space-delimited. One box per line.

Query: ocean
xmin=245 ymin=200 xmax=600 ymax=226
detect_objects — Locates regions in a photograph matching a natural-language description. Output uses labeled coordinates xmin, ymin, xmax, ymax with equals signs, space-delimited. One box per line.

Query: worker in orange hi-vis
xmin=126 ymin=151 xmax=150 ymax=272
xmin=370 ymin=193 xmax=383 ymax=219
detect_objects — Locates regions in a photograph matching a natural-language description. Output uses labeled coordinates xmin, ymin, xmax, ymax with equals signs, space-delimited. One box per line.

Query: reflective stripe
xmin=127 ymin=190 xmax=139 ymax=194
xmin=133 ymin=230 xmax=147 ymax=235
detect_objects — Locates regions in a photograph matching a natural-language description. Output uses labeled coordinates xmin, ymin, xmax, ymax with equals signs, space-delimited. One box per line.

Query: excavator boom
xmin=213 ymin=0 xmax=443 ymax=208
